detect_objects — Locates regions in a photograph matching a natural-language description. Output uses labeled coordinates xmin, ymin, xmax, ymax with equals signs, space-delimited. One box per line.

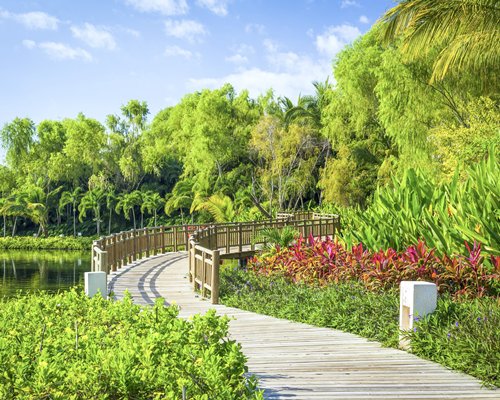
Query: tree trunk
xmin=132 ymin=210 xmax=136 ymax=230
xmin=3 ymin=215 xmax=5 ymax=238
xmin=108 ymin=211 xmax=112 ymax=235
xmin=141 ymin=212 xmax=144 ymax=229
xmin=12 ymin=216 xmax=17 ymax=237
xmin=154 ymin=211 xmax=157 ymax=227
xmin=73 ymin=205 xmax=76 ymax=237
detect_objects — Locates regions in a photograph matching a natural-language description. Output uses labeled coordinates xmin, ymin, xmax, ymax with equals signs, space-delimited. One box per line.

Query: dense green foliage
xmin=0 ymin=290 xmax=262 ymax=399
xmin=340 ymin=153 xmax=500 ymax=256
xmin=220 ymin=267 xmax=500 ymax=386
xmin=0 ymin=0 xmax=497 ymax=241
xmin=0 ymin=236 xmax=93 ymax=250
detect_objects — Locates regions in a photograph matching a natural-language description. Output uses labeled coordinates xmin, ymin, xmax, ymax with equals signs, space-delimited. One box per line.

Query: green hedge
xmin=0 ymin=290 xmax=263 ymax=399
xmin=0 ymin=236 xmax=94 ymax=250
xmin=220 ymin=266 xmax=500 ymax=387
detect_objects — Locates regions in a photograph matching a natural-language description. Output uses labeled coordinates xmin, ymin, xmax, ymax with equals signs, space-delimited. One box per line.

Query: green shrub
xmin=0 ymin=236 xmax=94 ymax=251
xmin=0 ymin=290 xmax=262 ymax=399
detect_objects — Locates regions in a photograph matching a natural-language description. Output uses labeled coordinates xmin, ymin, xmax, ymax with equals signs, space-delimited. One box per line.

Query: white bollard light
xmin=84 ymin=271 xmax=108 ymax=299
xmin=399 ymin=281 xmax=437 ymax=349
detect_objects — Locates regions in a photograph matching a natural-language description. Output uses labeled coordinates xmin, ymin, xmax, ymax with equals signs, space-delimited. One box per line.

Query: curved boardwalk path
xmin=108 ymin=252 xmax=499 ymax=400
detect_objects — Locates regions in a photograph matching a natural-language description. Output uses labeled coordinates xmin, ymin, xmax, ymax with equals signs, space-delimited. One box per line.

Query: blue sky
xmin=0 ymin=0 xmax=394 ymax=128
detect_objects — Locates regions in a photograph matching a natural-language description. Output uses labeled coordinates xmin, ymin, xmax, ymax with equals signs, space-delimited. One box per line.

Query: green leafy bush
xmin=0 ymin=290 xmax=262 ymax=399
xmin=220 ymin=266 xmax=500 ymax=386
xmin=0 ymin=236 xmax=94 ymax=251
xmin=339 ymin=152 xmax=499 ymax=256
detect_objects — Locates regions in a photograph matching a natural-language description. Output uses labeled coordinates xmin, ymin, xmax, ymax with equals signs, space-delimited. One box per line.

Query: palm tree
xmin=78 ymin=189 xmax=105 ymax=236
xmin=164 ymin=180 xmax=195 ymax=224
xmin=27 ymin=201 xmax=48 ymax=237
xmin=378 ymin=0 xmax=500 ymax=89
xmin=105 ymin=190 xmax=116 ymax=235
xmin=141 ymin=191 xmax=165 ymax=226
xmin=2 ymin=192 xmax=29 ymax=236
xmin=284 ymin=79 xmax=331 ymax=129
xmin=115 ymin=192 xmax=140 ymax=229
xmin=0 ymin=198 xmax=7 ymax=237
xmin=253 ymin=226 xmax=299 ymax=255
xmin=59 ymin=187 xmax=83 ymax=237
xmin=193 ymin=193 xmax=236 ymax=223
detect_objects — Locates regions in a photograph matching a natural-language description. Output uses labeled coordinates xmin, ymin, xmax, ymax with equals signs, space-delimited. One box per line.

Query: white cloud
xmin=165 ymin=45 xmax=198 ymax=58
xmin=189 ymin=38 xmax=332 ymax=100
xmin=225 ymin=54 xmax=248 ymax=64
xmin=196 ymin=0 xmax=229 ymax=16
xmin=359 ymin=15 xmax=369 ymax=24
xmin=164 ymin=19 xmax=207 ymax=43
xmin=245 ymin=23 xmax=265 ymax=35
xmin=263 ymin=39 xmax=278 ymax=53
xmin=340 ymin=0 xmax=359 ymax=8
xmin=189 ymin=63 xmax=330 ymax=101
xmin=315 ymin=24 xmax=361 ymax=58
xmin=38 ymin=42 xmax=93 ymax=61
xmin=125 ymin=28 xmax=141 ymax=37
xmin=71 ymin=23 xmax=116 ymax=50
xmin=0 ymin=9 xmax=59 ymax=30
xmin=22 ymin=39 xmax=36 ymax=49
xmin=124 ymin=0 xmax=188 ymax=15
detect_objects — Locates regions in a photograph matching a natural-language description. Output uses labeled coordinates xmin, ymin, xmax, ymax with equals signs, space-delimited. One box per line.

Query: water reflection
xmin=0 ymin=250 xmax=91 ymax=298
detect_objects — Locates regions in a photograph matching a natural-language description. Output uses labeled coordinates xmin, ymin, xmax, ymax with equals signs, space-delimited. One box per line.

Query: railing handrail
xmin=92 ymin=212 xmax=341 ymax=304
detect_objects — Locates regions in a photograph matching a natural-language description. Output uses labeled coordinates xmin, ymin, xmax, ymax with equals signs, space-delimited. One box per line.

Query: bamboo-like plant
xmin=341 ymin=149 xmax=499 ymax=256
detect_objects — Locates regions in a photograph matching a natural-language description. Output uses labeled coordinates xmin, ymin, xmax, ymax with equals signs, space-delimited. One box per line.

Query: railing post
xmin=211 ymin=250 xmax=220 ymax=304
xmin=238 ymin=222 xmax=243 ymax=253
xmin=192 ymin=243 xmax=198 ymax=289
xmin=173 ymin=226 xmax=178 ymax=252
xmin=161 ymin=226 xmax=165 ymax=253
xmin=226 ymin=226 xmax=230 ymax=254
xmin=251 ymin=222 xmax=256 ymax=251
xmin=201 ymin=251 xmax=206 ymax=297
xmin=131 ymin=230 xmax=137 ymax=261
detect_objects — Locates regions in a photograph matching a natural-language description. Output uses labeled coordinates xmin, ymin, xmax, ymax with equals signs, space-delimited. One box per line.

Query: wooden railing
xmin=92 ymin=212 xmax=341 ymax=304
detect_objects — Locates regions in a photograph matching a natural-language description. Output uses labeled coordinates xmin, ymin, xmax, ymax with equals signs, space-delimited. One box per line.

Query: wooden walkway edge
xmin=108 ymin=252 xmax=499 ymax=400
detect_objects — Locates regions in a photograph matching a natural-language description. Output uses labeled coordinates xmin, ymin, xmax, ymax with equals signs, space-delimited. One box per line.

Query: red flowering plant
xmin=248 ymin=235 xmax=499 ymax=298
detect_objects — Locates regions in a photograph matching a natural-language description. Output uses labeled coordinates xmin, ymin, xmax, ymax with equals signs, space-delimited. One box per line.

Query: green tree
xmin=115 ymin=191 xmax=141 ymax=230
xmin=193 ymin=193 xmax=236 ymax=223
xmin=141 ymin=192 xmax=165 ymax=226
xmin=59 ymin=187 xmax=83 ymax=237
xmin=0 ymin=118 xmax=35 ymax=169
xmin=79 ymin=189 xmax=105 ymax=236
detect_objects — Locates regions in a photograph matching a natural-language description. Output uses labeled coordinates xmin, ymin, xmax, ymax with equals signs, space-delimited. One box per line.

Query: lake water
xmin=0 ymin=250 xmax=91 ymax=298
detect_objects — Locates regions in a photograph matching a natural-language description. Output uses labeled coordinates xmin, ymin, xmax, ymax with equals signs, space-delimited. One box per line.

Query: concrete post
xmin=84 ymin=271 xmax=107 ymax=299
xmin=399 ymin=281 xmax=437 ymax=349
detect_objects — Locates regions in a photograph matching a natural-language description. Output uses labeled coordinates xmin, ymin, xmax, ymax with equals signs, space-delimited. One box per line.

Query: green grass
xmin=0 ymin=290 xmax=263 ymax=399
xmin=220 ymin=265 xmax=500 ymax=387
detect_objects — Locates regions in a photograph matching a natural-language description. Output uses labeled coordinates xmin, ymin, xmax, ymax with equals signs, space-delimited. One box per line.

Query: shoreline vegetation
xmin=0 ymin=236 xmax=94 ymax=251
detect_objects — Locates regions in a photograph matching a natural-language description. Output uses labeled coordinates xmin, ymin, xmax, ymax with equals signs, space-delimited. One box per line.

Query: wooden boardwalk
xmin=108 ymin=252 xmax=499 ymax=399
